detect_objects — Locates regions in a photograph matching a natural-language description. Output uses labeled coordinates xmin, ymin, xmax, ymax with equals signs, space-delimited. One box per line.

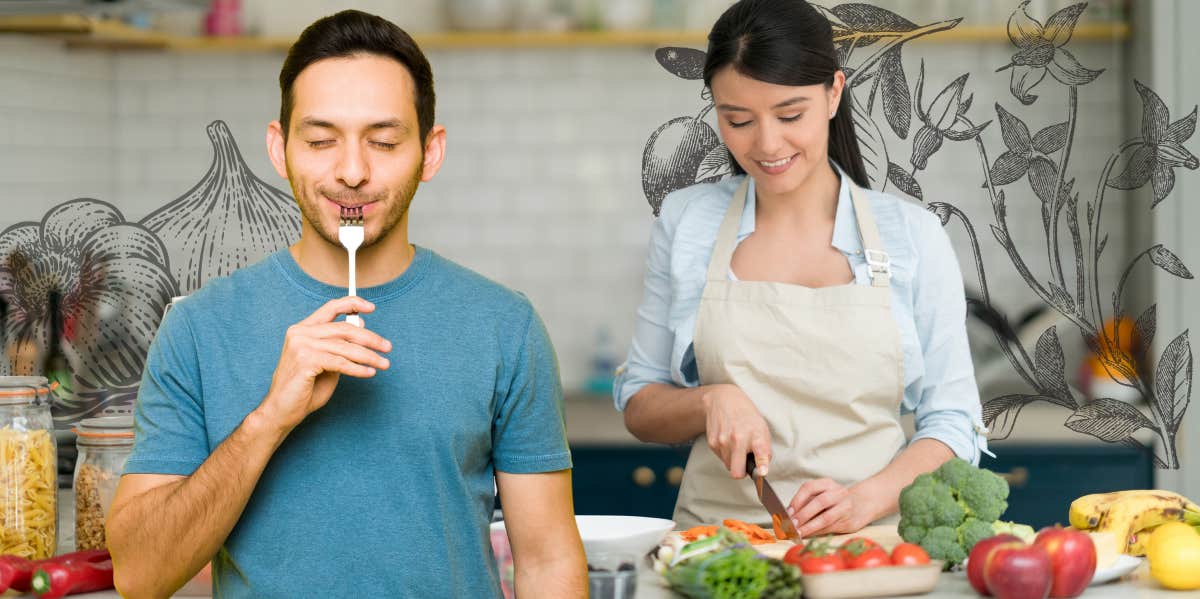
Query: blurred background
xmin=0 ymin=0 xmax=1196 ymax=533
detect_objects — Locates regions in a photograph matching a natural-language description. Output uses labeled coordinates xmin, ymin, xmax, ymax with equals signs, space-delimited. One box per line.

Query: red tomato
xmin=890 ymin=542 xmax=931 ymax=566
xmin=836 ymin=537 xmax=882 ymax=562
xmin=784 ymin=541 xmax=847 ymax=574
xmin=845 ymin=546 xmax=891 ymax=569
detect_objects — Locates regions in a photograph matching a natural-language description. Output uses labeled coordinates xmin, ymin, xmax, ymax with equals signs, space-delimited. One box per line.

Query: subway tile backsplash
xmin=0 ymin=33 xmax=1133 ymax=392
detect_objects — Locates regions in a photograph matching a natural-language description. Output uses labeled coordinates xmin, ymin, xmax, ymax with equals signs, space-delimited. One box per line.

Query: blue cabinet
xmin=568 ymin=442 xmax=1155 ymax=527
xmin=570 ymin=444 xmax=689 ymax=519
xmin=981 ymin=443 xmax=1154 ymax=529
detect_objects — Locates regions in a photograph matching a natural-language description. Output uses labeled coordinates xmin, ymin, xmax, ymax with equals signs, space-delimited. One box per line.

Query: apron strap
xmin=705 ymin=178 xmax=750 ymax=282
xmin=848 ymin=183 xmax=891 ymax=288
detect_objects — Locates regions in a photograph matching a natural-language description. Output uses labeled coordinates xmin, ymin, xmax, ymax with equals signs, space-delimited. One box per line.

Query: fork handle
xmin=347 ymin=248 xmax=363 ymax=327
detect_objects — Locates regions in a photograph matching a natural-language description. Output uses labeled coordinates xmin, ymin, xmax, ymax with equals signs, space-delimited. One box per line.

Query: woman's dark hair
xmin=703 ymin=0 xmax=870 ymax=188
xmin=279 ymin=10 xmax=435 ymax=142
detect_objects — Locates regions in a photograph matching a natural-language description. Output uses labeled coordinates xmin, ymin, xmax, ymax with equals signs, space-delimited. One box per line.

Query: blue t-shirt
xmin=125 ymin=246 xmax=572 ymax=598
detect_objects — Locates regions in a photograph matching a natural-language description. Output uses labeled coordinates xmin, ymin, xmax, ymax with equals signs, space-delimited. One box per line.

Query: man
xmin=106 ymin=10 xmax=587 ymax=598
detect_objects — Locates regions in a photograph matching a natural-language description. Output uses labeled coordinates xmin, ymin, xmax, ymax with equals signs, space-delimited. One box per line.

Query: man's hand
xmin=702 ymin=384 xmax=772 ymax=479
xmin=257 ymin=296 xmax=392 ymax=433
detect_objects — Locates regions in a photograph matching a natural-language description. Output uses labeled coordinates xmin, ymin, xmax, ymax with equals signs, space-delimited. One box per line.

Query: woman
xmin=615 ymin=0 xmax=989 ymax=535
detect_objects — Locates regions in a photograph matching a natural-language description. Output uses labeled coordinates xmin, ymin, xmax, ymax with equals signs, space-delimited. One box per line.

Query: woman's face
xmin=710 ymin=67 xmax=844 ymax=197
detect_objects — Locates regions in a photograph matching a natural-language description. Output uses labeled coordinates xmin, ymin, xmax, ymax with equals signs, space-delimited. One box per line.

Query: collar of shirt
xmin=735 ymin=161 xmax=866 ymax=256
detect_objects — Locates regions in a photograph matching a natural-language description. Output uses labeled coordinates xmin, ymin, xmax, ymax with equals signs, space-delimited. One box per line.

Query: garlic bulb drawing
xmin=0 ymin=199 xmax=176 ymax=423
xmin=141 ymin=120 xmax=301 ymax=294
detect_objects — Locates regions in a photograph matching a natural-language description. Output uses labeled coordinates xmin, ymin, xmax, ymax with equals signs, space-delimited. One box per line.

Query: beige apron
xmin=673 ymin=178 xmax=906 ymax=529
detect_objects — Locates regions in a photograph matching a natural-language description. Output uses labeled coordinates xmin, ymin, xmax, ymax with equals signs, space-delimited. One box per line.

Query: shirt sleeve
xmin=612 ymin=193 xmax=684 ymax=411
xmin=906 ymin=210 xmax=990 ymax=464
xmin=124 ymin=303 xmax=210 ymax=476
xmin=492 ymin=303 xmax=573 ymax=474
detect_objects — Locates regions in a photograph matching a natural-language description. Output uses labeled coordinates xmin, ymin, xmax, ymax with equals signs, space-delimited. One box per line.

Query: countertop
xmin=635 ymin=560 xmax=1184 ymax=598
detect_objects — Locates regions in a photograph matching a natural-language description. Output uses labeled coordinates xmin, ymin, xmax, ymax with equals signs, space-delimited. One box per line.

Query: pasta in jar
xmin=0 ymin=378 xmax=58 ymax=560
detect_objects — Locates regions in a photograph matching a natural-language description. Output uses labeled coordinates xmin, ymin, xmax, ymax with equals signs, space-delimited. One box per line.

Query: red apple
xmin=968 ymin=534 xmax=1023 ymax=595
xmin=984 ymin=541 xmax=1053 ymax=599
xmin=1033 ymin=526 xmax=1097 ymax=598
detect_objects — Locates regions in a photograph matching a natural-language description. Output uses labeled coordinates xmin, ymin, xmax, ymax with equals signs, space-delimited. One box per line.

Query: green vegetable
xmin=898 ymin=458 xmax=1011 ymax=567
xmin=662 ymin=527 xmax=802 ymax=599
xmin=992 ymin=520 xmax=1037 ymax=543
xmin=665 ymin=548 xmax=769 ymax=599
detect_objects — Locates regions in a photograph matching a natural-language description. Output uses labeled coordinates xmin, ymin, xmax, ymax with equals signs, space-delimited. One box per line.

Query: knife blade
xmin=746 ymin=454 xmax=802 ymax=542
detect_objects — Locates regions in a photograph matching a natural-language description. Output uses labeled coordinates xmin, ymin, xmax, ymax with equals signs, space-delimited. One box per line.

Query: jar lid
xmin=0 ymin=377 xmax=55 ymax=404
xmin=72 ymin=415 xmax=135 ymax=439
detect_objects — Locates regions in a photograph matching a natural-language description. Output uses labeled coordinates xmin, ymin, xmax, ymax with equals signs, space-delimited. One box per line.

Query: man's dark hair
xmin=279 ymin=10 xmax=436 ymax=141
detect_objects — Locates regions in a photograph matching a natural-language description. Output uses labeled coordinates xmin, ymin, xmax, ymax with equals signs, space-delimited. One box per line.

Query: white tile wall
xmin=0 ymin=31 xmax=1144 ymax=392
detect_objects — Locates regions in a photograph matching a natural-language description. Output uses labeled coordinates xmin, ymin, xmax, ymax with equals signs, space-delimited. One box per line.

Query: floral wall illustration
xmin=642 ymin=1 xmax=1196 ymax=468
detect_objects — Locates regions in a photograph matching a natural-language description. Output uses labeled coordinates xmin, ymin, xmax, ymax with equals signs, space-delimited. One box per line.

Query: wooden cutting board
xmin=669 ymin=523 xmax=904 ymax=560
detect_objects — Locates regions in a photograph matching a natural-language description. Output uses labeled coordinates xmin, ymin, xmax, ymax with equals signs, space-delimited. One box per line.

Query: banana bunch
xmin=1069 ymin=490 xmax=1200 ymax=557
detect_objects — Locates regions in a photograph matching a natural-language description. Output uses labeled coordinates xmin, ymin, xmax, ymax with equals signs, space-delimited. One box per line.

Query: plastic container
xmin=0 ymin=377 xmax=58 ymax=559
xmin=72 ymin=415 xmax=134 ymax=551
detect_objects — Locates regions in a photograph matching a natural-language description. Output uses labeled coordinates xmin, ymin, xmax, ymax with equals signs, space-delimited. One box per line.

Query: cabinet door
xmin=570 ymin=445 xmax=690 ymax=519
xmin=981 ymin=444 xmax=1154 ymax=529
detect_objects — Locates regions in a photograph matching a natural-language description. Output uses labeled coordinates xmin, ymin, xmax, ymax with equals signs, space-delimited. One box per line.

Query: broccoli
xmin=957 ymin=518 xmax=997 ymax=551
xmin=897 ymin=458 xmax=1012 ymax=567
xmin=897 ymin=473 xmax=964 ymax=530
xmin=919 ymin=526 xmax=968 ymax=564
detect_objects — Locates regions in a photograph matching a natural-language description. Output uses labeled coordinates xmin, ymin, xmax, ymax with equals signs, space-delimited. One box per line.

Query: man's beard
xmin=289 ymin=161 xmax=423 ymax=249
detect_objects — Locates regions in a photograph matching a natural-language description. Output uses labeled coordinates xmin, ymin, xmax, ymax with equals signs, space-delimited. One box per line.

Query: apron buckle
xmin=865 ymin=249 xmax=892 ymax=280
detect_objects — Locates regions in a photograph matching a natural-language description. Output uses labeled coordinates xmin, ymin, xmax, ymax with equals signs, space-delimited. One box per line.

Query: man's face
xmin=281 ymin=54 xmax=427 ymax=249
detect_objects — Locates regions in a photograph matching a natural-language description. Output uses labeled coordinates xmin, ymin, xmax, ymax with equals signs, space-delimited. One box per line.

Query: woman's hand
xmin=786 ymin=478 xmax=878 ymax=537
xmin=702 ymin=384 xmax=771 ymax=479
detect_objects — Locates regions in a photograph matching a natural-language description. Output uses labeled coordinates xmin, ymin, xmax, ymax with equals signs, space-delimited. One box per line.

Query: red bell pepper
xmin=29 ymin=550 xmax=114 ymax=599
xmin=0 ymin=554 xmax=36 ymax=592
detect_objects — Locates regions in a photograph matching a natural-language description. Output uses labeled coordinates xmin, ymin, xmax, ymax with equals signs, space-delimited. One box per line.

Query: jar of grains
xmin=0 ymin=377 xmax=58 ymax=559
xmin=72 ymin=415 xmax=133 ymax=551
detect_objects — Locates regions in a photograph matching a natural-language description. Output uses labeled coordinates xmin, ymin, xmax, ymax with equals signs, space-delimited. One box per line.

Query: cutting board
xmin=669 ymin=523 xmax=904 ymax=560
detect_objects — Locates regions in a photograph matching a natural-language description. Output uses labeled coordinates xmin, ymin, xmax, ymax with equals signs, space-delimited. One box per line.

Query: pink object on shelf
xmin=205 ymin=0 xmax=243 ymax=37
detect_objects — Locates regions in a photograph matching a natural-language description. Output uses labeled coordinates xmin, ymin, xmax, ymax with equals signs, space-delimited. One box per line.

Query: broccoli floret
xmin=898 ymin=473 xmax=965 ymax=529
xmin=898 ymin=516 xmax=927 ymax=544
xmin=920 ymin=526 xmax=968 ymax=565
xmin=955 ymin=468 xmax=1010 ymax=522
xmin=957 ymin=517 xmax=997 ymax=552
xmin=934 ymin=457 xmax=977 ymax=489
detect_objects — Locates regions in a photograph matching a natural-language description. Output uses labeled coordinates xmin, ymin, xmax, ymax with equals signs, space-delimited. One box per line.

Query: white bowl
xmin=491 ymin=515 xmax=675 ymax=560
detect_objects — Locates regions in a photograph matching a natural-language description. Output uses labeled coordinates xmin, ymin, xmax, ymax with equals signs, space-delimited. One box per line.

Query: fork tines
xmin=338 ymin=206 xmax=364 ymax=227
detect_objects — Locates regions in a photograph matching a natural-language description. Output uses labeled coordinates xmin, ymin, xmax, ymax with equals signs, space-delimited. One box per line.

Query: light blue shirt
xmin=614 ymin=169 xmax=990 ymax=464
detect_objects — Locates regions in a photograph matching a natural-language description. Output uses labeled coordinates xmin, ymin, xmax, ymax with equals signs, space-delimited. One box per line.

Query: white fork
xmin=338 ymin=206 xmax=364 ymax=327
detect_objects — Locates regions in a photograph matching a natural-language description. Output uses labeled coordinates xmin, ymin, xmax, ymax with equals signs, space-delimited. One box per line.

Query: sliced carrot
xmin=722 ymin=519 xmax=775 ymax=544
xmin=680 ymin=525 xmax=719 ymax=542
xmin=771 ymin=514 xmax=787 ymax=542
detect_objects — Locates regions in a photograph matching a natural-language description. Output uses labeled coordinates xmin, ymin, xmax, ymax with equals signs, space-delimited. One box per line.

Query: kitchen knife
xmin=746 ymin=453 xmax=802 ymax=542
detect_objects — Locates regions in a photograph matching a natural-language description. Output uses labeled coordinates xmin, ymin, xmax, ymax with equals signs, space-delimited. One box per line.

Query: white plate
xmin=962 ymin=553 xmax=1143 ymax=587
xmin=1090 ymin=554 xmax=1143 ymax=586
xmin=491 ymin=515 xmax=675 ymax=560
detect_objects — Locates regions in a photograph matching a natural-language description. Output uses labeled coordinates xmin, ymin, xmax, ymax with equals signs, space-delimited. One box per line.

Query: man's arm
xmin=496 ymin=469 xmax=587 ymax=599
xmin=107 ymin=296 xmax=390 ymax=599
xmin=107 ymin=411 xmax=286 ymax=598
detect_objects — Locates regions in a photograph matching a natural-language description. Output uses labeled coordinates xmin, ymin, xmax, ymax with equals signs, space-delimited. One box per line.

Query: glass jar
xmin=72 ymin=415 xmax=134 ymax=551
xmin=0 ymin=376 xmax=58 ymax=559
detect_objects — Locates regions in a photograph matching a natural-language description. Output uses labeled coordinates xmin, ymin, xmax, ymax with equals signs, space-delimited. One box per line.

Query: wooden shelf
xmin=0 ymin=14 xmax=1130 ymax=52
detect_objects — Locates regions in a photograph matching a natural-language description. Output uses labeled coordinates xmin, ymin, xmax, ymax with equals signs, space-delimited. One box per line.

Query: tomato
xmin=784 ymin=538 xmax=847 ymax=574
xmin=836 ymin=537 xmax=881 ymax=562
xmin=846 ymin=546 xmax=891 ymax=569
xmin=890 ymin=542 xmax=931 ymax=566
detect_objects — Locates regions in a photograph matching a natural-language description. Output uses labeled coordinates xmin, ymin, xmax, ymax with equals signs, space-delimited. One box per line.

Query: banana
xmin=1069 ymin=490 xmax=1200 ymax=530
xmin=1126 ymin=524 xmax=1160 ymax=557
xmin=1095 ymin=493 xmax=1200 ymax=555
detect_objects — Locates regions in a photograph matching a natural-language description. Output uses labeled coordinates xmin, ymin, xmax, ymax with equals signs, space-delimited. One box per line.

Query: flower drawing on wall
xmin=643 ymin=1 xmax=1196 ymax=468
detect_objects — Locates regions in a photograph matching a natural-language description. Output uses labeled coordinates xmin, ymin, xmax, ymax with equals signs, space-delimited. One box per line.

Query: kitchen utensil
xmin=746 ymin=454 xmax=801 ymax=542
xmin=337 ymin=206 xmax=364 ymax=327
